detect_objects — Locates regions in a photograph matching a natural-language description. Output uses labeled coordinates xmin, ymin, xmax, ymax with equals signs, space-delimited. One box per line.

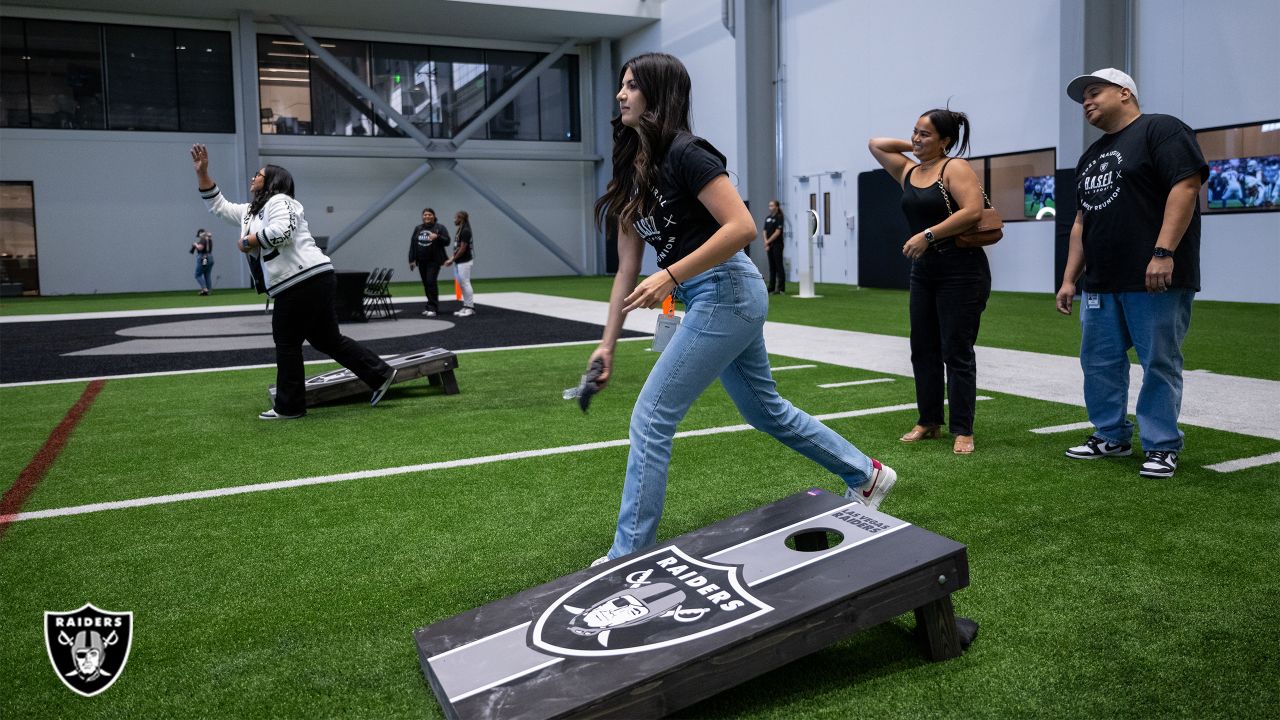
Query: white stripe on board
xmin=771 ymin=364 xmax=817 ymax=372
xmin=818 ymin=378 xmax=895 ymax=389
xmin=1204 ymin=452 xmax=1280 ymax=473
xmin=1029 ymin=421 xmax=1095 ymax=435
xmin=8 ymin=399 xmax=974 ymax=523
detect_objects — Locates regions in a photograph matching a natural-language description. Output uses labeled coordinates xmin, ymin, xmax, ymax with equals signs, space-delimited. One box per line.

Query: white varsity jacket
xmin=200 ymin=185 xmax=333 ymax=297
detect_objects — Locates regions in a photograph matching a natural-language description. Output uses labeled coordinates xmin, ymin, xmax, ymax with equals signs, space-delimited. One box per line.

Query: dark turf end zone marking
xmin=0 ymin=380 xmax=107 ymax=539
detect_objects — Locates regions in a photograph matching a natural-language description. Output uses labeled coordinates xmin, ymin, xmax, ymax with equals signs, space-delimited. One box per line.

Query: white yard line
xmin=771 ymin=364 xmax=817 ymax=372
xmin=1203 ymin=452 xmax=1280 ymax=473
xmin=5 ymin=400 xmax=941 ymax=524
xmin=818 ymin=378 xmax=895 ymax=389
xmin=1028 ymin=421 xmax=1095 ymax=435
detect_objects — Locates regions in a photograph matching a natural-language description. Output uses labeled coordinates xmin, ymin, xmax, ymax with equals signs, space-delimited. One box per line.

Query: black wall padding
xmin=1054 ymin=168 xmax=1076 ymax=293
xmin=857 ymin=169 xmax=912 ymax=289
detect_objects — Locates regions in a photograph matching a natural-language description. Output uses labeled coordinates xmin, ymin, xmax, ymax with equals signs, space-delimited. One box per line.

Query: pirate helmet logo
xmin=44 ymin=603 xmax=133 ymax=697
xmin=531 ymin=546 xmax=772 ymax=657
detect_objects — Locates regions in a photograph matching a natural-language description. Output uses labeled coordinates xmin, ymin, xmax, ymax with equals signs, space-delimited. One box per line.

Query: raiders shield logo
xmin=531 ymin=546 xmax=772 ymax=657
xmin=44 ymin=603 xmax=133 ymax=697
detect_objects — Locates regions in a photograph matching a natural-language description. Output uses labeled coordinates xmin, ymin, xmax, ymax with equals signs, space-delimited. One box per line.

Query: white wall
xmin=1135 ymin=0 xmax=1280 ymax=303
xmin=780 ymin=0 xmax=1061 ymax=293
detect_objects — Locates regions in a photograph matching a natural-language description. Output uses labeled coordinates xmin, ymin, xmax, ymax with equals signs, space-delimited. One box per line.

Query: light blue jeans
xmin=1080 ymin=289 xmax=1194 ymax=452
xmin=607 ymin=252 xmax=876 ymax=559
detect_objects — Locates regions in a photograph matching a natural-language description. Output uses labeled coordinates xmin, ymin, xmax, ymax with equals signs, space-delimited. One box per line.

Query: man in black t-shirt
xmin=1056 ymin=68 xmax=1208 ymax=480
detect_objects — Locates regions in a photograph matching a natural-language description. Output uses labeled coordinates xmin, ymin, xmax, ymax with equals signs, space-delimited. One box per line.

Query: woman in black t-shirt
xmin=587 ymin=53 xmax=898 ymax=565
xmin=869 ymin=108 xmax=991 ymax=455
xmin=444 ymin=210 xmax=475 ymax=317
xmin=763 ymin=200 xmax=786 ymax=294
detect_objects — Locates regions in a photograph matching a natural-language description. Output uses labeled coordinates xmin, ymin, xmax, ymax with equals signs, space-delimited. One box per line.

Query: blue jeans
xmin=608 ymin=252 xmax=877 ymax=559
xmin=194 ymin=257 xmax=213 ymax=291
xmin=1080 ymin=289 xmax=1194 ymax=452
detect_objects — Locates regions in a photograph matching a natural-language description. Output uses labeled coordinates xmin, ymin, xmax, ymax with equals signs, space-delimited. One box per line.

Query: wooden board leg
xmin=440 ymin=370 xmax=459 ymax=395
xmin=914 ymin=594 xmax=962 ymax=661
xmin=427 ymin=373 xmax=442 ymax=387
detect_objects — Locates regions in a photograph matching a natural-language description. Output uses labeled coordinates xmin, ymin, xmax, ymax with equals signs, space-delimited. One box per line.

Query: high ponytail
xmin=922 ymin=107 xmax=971 ymax=157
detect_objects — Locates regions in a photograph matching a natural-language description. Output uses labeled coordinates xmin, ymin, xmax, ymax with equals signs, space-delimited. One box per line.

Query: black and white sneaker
xmin=259 ymin=408 xmax=304 ymax=420
xmin=370 ymin=369 xmax=397 ymax=407
xmin=1139 ymin=450 xmax=1178 ymax=478
xmin=1065 ymin=435 xmax=1132 ymax=459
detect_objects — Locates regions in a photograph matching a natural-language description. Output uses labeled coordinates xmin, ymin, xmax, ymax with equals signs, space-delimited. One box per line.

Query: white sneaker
xmin=844 ymin=459 xmax=897 ymax=511
xmin=1139 ymin=450 xmax=1178 ymax=478
xmin=370 ymin=369 xmax=396 ymax=407
xmin=453 ymin=307 xmax=475 ymax=317
xmin=421 ymin=309 xmax=437 ymax=317
xmin=1065 ymin=434 xmax=1132 ymax=459
xmin=259 ymin=408 xmax=304 ymax=420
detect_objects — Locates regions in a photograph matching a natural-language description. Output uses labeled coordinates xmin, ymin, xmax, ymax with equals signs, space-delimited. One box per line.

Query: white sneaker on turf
xmin=844 ymin=459 xmax=896 ymax=511
xmin=453 ymin=307 xmax=475 ymax=317
xmin=259 ymin=408 xmax=304 ymax=420
xmin=1139 ymin=450 xmax=1178 ymax=478
xmin=1065 ymin=434 xmax=1132 ymax=459
xmin=421 ymin=309 xmax=437 ymax=317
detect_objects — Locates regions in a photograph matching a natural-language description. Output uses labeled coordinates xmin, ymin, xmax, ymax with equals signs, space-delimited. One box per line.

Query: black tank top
xmin=900 ymin=161 xmax=953 ymax=237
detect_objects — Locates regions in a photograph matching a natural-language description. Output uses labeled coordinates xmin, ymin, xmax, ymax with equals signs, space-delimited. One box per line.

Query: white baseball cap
xmin=1066 ymin=68 xmax=1138 ymax=103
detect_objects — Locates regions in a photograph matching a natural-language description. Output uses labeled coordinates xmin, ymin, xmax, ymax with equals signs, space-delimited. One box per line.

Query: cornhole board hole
xmin=269 ymin=347 xmax=458 ymax=405
xmin=414 ymin=487 xmax=974 ymax=719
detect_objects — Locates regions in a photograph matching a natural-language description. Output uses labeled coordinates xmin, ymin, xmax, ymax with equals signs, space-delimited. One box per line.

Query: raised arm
xmin=868 ymin=137 xmax=915 ymax=186
xmin=191 ymin=144 xmax=249 ymax=227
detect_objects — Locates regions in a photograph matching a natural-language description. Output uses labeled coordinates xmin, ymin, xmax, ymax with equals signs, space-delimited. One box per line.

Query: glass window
xmin=25 ymin=20 xmax=105 ymax=129
xmin=369 ymin=41 xmax=430 ymax=138
xmin=258 ymin=35 xmax=311 ymax=135
xmin=175 ymin=29 xmax=234 ymax=133
xmin=539 ymin=55 xmax=579 ymax=141
xmin=1 ymin=18 xmax=30 ymax=127
xmin=104 ymin=25 xmax=179 ymax=131
xmin=0 ymin=182 xmax=40 ymax=296
xmin=984 ymin=149 xmax=1056 ymax=221
xmin=309 ymin=38 xmax=374 ymax=136
xmin=485 ymin=49 xmax=538 ymax=140
xmin=434 ymin=45 xmax=486 ymax=139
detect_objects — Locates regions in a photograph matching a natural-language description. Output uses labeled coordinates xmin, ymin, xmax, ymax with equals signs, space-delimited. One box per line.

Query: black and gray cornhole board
xmin=414 ymin=488 xmax=974 ymax=719
xmin=268 ymin=347 xmax=458 ymax=405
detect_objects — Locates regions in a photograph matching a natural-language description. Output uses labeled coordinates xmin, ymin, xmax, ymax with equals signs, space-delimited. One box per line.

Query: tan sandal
xmin=900 ymin=425 xmax=942 ymax=443
xmin=953 ymin=435 xmax=975 ymax=455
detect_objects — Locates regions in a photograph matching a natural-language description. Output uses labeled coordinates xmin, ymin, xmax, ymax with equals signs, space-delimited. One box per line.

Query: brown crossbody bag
xmin=937 ymin=163 xmax=1004 ymax=248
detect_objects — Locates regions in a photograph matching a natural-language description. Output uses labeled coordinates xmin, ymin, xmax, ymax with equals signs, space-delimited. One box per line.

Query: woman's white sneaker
xmin=844 ymin=459 xmax=897 ymax=511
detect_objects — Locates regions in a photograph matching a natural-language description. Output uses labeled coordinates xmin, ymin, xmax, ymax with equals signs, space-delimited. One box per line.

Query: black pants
xmin=908 ymin=247 xmax=991 ymax=436
xmin=418 ymin=261 xmax=443 ymax=312
xmin=766 ymin=242 xmax=786 ymax=292
xmin=271 ymin=271 xmax=392 ymax=415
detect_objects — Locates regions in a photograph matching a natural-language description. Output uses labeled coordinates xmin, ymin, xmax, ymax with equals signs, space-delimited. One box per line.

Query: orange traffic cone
xmin=455 ymin=278 xmax=462 ymax=301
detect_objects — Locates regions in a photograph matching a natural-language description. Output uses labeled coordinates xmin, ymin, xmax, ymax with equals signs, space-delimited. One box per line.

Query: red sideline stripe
xmin=0 ymin=380 xmax=106 ymax=540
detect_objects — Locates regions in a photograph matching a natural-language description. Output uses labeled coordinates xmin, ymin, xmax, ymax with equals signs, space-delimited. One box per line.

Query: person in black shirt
xmin=587 ymin=53 xmax=898 ymax=565
xmin=443 ymin=210 xmax=475 ymax=317
xmin=869 ymin=107 xmax=991 ymax=455
xmin=762 ymin=199 xmax=786 ymax=294
xmin=408 ymin=208 xmax=451 ymax=317
xmin=1057 ymin=68 xmax=1207 ymax=479
xmin=190 ymin=228 xmax=214 ymax=295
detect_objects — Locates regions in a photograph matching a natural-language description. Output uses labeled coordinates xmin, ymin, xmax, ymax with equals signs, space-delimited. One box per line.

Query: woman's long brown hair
xmin=593 ymin=53 xmax=693 ymax=232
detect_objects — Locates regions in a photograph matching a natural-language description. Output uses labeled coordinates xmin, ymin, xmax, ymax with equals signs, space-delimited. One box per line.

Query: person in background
xmin=763 ymin=199 xmax=785 ymax=294
xmin=869 ymin=107 xmax=991 ymax=455
xmin=1056 ymin=68 xmax=1207 ymax=479
xmin=588 ymin=53 xmax=897 ymax=565
xmin=443 ymin=210 xmax=475 ymax=317
xmin=190 ymin=228 xmax=214 ymax=295
xmin=408 ymin=208 xmax=451 ymax=317
xmin=190 ymin=144 xmax=396 ymax=420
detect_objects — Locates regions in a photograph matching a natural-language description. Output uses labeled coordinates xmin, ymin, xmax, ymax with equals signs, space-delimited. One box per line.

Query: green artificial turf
xmin=4 ymin=276 xmax=1277 ymax=380
xmin=2 ymin=339 xmax=1278 ymax=718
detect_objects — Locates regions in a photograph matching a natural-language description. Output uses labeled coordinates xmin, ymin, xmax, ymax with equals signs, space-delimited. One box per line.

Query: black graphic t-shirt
xmin=455 ymin=226 xmax=474 ymax=263
xmin=408 ymin=222 xmax=451 ymax=264
xmin=764 ymin=213 xmax=784 ymax=248
xmin=633 ymin=133 xmax=728 ymax=268
xmin=1075 ymin=113 xmax=1208 ymax=292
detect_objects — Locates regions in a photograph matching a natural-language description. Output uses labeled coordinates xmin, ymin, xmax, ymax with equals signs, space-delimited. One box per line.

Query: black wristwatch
xmin=924 ymin=229 xmax=936 ymax=245
xmin=1152 ymin=247 xmax=1174 ymax=258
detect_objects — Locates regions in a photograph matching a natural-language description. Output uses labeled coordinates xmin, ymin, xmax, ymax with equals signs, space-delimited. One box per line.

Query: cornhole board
xmin=414 ymin=487 xmax=973 ymax=719
xmin=268 ymin=347 xmax=458 ymax=405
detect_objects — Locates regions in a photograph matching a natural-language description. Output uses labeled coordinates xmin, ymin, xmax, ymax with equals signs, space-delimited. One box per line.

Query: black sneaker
xmin=1065 ymin=434 xmax=1132 ymax=459
xmin=370 ymin=369 xmax=397 ymax=407
xmin=1139 ymin=450 xmax=1178 ymax=478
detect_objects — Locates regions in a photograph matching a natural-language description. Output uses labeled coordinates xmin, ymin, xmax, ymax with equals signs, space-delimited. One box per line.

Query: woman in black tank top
xmin=869 ymin=108 xmax=992 ymax=454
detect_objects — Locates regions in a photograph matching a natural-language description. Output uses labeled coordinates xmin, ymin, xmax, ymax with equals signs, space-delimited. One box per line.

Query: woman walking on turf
xmin=869 ymin=108 xmax=991 ymax=454
xmin=443 ymin=210 xmax=475 ymax=317
xmin=189 ymin=144 xmax=396 ymax=420
xmin=587 ymin=53 xmax=898 ymax=564
xmin=191 ymin=228 xmax=214 ymax=295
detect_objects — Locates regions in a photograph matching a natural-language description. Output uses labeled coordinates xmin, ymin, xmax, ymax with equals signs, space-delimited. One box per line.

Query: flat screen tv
xmin=1206 ymin=155 xmax=1280 ymax=210
xmin=1023 ymin=175 xmax=1055 ymax=218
